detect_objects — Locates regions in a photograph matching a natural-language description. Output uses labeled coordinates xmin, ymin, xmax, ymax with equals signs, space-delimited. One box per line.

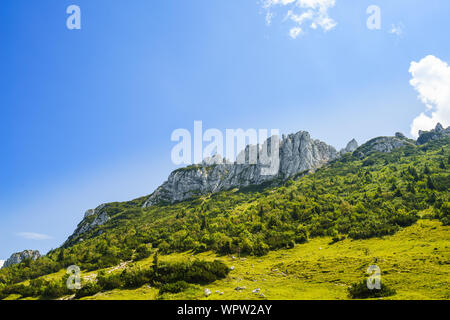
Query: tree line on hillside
xmin=0 ymin=256 xmax=229 ymax=300
xmin=0 ymin=139 xmax=448 ymax=294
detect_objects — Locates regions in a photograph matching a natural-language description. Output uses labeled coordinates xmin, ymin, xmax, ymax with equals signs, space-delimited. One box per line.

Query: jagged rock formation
xmin=143 ymin=131 xmax=338 ymax=207
xmin=353 ymin=133 xmax=415 ymax=158
xmin=64 ymin=204 xmax=110 ymax=245
xmin=417 ymin=123 xmax=450 ymax=145
xmin=65 ymin=125 xmax=450 ymax=241
xmin=2 ymin=250 xmax=41 ymax=268
xmin=279 ymin=132 xmax=337 ymax=178
xmin=339 ymin=139 xmax=358 ymax=155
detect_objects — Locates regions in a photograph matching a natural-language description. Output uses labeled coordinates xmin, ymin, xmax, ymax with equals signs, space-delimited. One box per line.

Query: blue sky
xmin=1 ymin=0 xmax=449 ymax=260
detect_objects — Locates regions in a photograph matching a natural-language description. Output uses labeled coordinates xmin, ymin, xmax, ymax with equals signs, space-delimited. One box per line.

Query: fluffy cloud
xmin=409 ymin=55 xmax=450 ymax=137
xmin=16 ymin=232 xmax=53 ymax=240
xmin=289 ymin=27 xmax=302 ymax=39
xmin=0 ymin=260 xmax=4 ymax=268
xmin=262 ymin=0 xmax=337 ymax=38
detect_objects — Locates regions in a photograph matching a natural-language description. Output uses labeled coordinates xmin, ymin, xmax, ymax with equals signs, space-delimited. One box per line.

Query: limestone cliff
xmin=143 ymin=131 xmax=338 ymax=207
xmin=2 ymin=250 xmax=41 ymax=268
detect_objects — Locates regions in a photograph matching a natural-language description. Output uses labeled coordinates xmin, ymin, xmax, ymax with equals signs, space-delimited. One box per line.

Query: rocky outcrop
xmin=339 ymin=139 xmax=358 ymax=155
xmin=64 ymin=125 xmax=450 ymax=241
xmin=2 ymin=250 xmax=41 ymax=268
xmin=143 ymin=131 xmax=338 ymax=207
xmin=353 ymin=133 xmax=415 ymax=158
xmin=64 ymin=204 xmax=111 ymax=245
xmin=278 ymin=131 xmax=337 ymax=178
xmin=417 ymin=123 xmax=450 ymax=145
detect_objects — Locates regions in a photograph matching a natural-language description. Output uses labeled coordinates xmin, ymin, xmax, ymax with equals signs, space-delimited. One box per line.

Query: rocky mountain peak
xmin=63 ymin=203 xmax=111 ymax=246
xmin=340 ymin=139 xmax=358 ymax=155
xmin=142 ymin=130 xmax=337 ymax=207
xmin=417 ymin=123 xmax=450 ymax=145
xmin=2 ymin=250 xmax=41 ymax=269
xmin=353 ymin=133 xmax=415 ymax=158
xmin=64 ymin=124 xmax=450 ymax=242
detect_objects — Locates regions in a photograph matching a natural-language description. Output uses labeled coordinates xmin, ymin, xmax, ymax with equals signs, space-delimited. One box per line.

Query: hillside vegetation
xmin=0 ymin=137 xmax=449 ymax=300
xmin=1 ymin=220 xmax=449 ymax=300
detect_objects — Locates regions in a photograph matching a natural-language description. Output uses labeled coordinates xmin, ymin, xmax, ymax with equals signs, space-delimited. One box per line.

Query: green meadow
xmin=86 ymin=219 xmax=449 ymax=300
xmin=4 ymin=219 xmax=447 ymax=300
xmin=1 ymin=137 xmax=448 ymax=300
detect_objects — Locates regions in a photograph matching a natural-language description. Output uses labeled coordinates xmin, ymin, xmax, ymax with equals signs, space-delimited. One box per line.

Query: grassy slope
xmin=17 ymin=219 xmax=444 ymax=300
xmin=2 ymin=138 xmax=448 ymax=300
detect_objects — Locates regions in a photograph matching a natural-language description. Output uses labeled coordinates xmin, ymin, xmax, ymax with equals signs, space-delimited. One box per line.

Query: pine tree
xmin=407 ymin=183 xmax=416 ymax=194
xmin=427 ymin=176 xmax=435 ymax=190
xmin=152 ymin=251 xmax=159 ymax=272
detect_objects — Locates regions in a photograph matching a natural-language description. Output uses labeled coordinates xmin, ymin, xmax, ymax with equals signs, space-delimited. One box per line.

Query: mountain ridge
xmin=0 ymin=124 xmax=448 ymax=301
xmin=2 ymin=250 xmax=41 ymax=269
xmin=65 ymin=123 xmax=449 ymax=243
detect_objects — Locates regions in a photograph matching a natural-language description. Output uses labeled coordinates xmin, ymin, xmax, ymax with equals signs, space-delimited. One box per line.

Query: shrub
xmin=159 ymin=281 xmax=189 ymax=294
xmin=362 ymin=159 xmax=375 ymax=167
xmin=348 ymin=279 xmax=396 ymax=299
xmin=253 ymin=241 xmax=269 ymax=256
xmin=295 ymin=225 xmax=309 ymax=244
xmin=75 ymin=282 xmax=102 ymax=299
xmin=120 ymin=267 xmax=150 ymax=288
xmin=97 ymin=271 xmax=124 ymax=290
xmin=157 ymin=260 xmax=229 ymax=285
xmin=134 ymin=244 xmax=152 ymax=261
xmin=42 ymin=280 xmax=68 ymax=298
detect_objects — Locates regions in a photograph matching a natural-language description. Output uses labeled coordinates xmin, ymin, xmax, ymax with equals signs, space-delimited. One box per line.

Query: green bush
xmin=120 ymin=267 xmax=151 ymax=289
xmin=159 ymin=281 xmax=189 ymax=294
xmin=97 ymin=271 xmax=124 ymax=290
xmin=134 ymin=244 xmax=152 ymax=261
xmin=42 ymin=280 xmax=69 ymax=298
xmin=75 ymin=282 xmax=102 ymax=299
xmin=253 ymin=241 xmax=269 ymax=256
xmin=348 ymin=279 xmax=396 ymax=299
xmin=295 ymin=225 xmax=309 ymax=244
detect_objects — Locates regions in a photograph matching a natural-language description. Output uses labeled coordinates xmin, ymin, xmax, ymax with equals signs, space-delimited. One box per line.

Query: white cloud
xmin=262 ymin=0 xmax=337 ymax=38
xmin=265 ymin=11 xmax=274 ymax=25
xmin=389 ymin=23 xmax=403 ymax=36
xmin=16 ymin=232 xmax=53 ymax=240
xmin=409 ymin=55 xmax=450 ymax=137
xmin=0 ymin=260 xmax=4 ymax=268
xmin=289 ymin=27 xmax=302 ymax=39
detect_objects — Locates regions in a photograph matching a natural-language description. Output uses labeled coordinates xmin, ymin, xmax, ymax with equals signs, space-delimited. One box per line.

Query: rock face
xmin=2 ymin=250 xmax=41 ymax=268
xmin=64 ymin=204 xmax=110 ymax=245
xmin=143 ymin=131 xmax=338 ymax=207
xmin=345 ymin=139 xmax=359 ymax=152
xmin=64 ymin=125 xmax=450 ymax=242
xmin=339 ymin=139 xmax=358 ymax=155
xmin=279 ymin=131 xmax=337 ymax=178
xmin=353 ymin=134 xmax=415 ymax=158
xmin=417 ymin=123 xmax=450 ymax=145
